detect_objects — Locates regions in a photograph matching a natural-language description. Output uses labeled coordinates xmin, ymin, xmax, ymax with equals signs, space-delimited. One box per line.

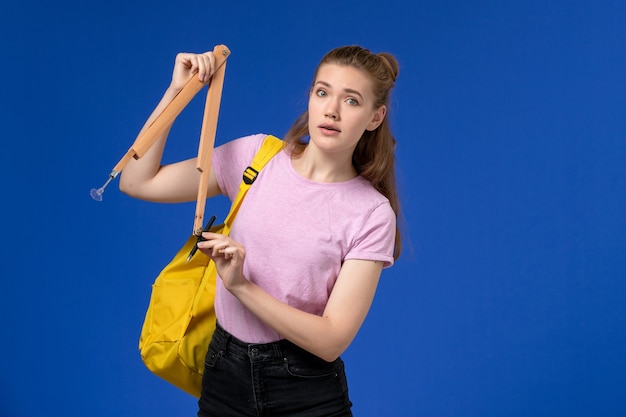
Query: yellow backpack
xmin=138 ymin=135 xmax=284 ymax=397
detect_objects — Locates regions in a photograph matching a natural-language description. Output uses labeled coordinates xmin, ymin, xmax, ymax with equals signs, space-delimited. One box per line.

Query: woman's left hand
xmin=197 ymin=232 xmax=248 ymax=291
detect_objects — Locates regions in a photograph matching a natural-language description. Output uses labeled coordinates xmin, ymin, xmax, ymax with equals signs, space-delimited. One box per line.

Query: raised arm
xmin=119 ymin=52 xmax=222 ymax=203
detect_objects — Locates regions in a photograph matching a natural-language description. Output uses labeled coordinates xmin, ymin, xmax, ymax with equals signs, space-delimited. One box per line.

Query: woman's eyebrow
xmin=315 ymin=80 xmax=364 ymax=100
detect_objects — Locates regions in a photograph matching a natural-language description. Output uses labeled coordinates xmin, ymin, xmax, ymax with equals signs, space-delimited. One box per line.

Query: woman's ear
xmin=366 ymin=105 xmax=387 ymax=131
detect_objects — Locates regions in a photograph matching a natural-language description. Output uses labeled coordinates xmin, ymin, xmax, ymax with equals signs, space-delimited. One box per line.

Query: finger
xmin=203 ymin=239 xmax=231 ymax=257
xmin=205 ymin=52 xmax=216 ymax=77
xmin=189 ymin=55 xmax=200 ymax=75
xmin=202 ymin=52 xmax=215 ymax=81
xmin=196 ymin=54 xmax=207 ymax=82
xmin=199 ymin=52 xmax=215 ymax=82
xmin=220 ymin=247 xmax=232 ymax=260
xmin=215 ymin=242 xmax=235 ymax=257
xmin=197 ymin=242 xmax=227 ymax=260
xmin=201 ymin=231 xmax=225 ymax=241
xmin=177 ymin=53 xmax=195 ymax=71
xmin=223 ymin=245 xmax=244 ymax=261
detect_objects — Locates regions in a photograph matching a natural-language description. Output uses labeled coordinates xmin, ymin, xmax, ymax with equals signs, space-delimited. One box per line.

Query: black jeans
xmin=197 ymin=322 xmax=353 ymax=417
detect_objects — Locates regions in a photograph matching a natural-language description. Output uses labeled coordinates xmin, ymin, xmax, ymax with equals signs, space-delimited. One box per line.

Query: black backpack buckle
xmin=243 ymin=166 xmax=259 ymax=185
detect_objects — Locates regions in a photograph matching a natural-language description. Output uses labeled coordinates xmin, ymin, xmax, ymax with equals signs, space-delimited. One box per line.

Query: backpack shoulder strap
xmin=191 ymin=135 xmax=283 ymax=316
xmin=223 ymin=135 xmax=284 ymax=227
xmin=242 ymin=135 xmax=284 ymax=185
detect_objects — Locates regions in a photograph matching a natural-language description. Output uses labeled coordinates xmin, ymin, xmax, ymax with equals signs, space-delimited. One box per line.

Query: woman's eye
xmin=316 ymin=89 xmax=327 ymax=97
xmin=346 ymin=98 xmax=359 ymax=106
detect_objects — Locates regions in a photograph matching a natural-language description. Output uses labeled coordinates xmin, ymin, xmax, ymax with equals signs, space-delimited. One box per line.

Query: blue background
xmin=1 ymin=1 xmax=625 ymax=416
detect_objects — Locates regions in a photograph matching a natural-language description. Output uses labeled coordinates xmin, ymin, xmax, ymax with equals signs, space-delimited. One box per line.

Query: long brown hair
xmin=284 ymin=45 xmax=403 ymax=260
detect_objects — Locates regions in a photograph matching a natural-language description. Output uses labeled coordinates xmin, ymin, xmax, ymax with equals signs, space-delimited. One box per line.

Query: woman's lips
xmin=319 ymin=124 xmax=341 ymax=134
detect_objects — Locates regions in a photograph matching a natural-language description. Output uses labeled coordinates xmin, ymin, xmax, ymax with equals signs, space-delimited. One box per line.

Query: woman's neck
xmin=291 ymin=145 xmax=357 ymax=183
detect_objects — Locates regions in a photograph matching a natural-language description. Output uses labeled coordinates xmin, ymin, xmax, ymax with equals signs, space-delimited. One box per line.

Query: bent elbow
xmin=118 ymin=173 xmax=145 ymax=199
xmin=319 ymin=352 xmax=341 ymax=363
xmin=118 ymin=177 xmax=134 ymax=197
xmin=118 ymin=179 xmax=129 ymax=195
xmin=308 ymin=325 xmax=356 ymax=362
xmin=314 ymin=341 xmax=349 ymax=363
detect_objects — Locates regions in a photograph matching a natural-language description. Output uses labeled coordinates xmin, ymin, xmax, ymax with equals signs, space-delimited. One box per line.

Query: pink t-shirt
xmin=212 ymin=134 xmax=396 ymax=343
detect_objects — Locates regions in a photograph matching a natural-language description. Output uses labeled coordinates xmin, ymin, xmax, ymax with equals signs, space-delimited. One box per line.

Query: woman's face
xmin=307 ymin=63 xmax=386 ymax=157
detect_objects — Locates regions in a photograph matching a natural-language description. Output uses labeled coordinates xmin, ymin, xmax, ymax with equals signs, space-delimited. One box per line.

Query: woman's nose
xmin=324 ymin=101 xmax=339 ymax=119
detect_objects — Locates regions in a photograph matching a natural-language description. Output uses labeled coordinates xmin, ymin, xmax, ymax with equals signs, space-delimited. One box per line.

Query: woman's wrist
xmin=226 ymin=275 xmax=254 ymax=299
xmin=164 ymin=83 xmax=184 ymax=97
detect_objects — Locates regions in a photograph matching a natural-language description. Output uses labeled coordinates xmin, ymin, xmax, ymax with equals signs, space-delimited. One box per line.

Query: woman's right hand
xmin=170 ymin=51 xmax=216 ymax=91
xmin=119 ymin=50 xmax=222 ymax=203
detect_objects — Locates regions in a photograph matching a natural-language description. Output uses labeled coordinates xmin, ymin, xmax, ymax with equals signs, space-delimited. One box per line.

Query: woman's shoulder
xmin=215 ymin=133 xmax=275 ymax=163
xmin=223 ymin=133 xmax=269 ymax=151
xmin=350 ymin=176 xmax=391 ymax=204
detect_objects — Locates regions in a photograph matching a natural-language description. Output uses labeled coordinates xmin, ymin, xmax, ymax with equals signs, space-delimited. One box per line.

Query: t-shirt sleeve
xmin=345 ymin=202 xmax=396 ymax=268
xmin=213 ymin=134 xmax=267 ymax=201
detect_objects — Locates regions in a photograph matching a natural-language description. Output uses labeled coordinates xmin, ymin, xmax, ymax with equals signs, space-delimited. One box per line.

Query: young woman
xmin=120 ymin=45 xmax=402 ymax=417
